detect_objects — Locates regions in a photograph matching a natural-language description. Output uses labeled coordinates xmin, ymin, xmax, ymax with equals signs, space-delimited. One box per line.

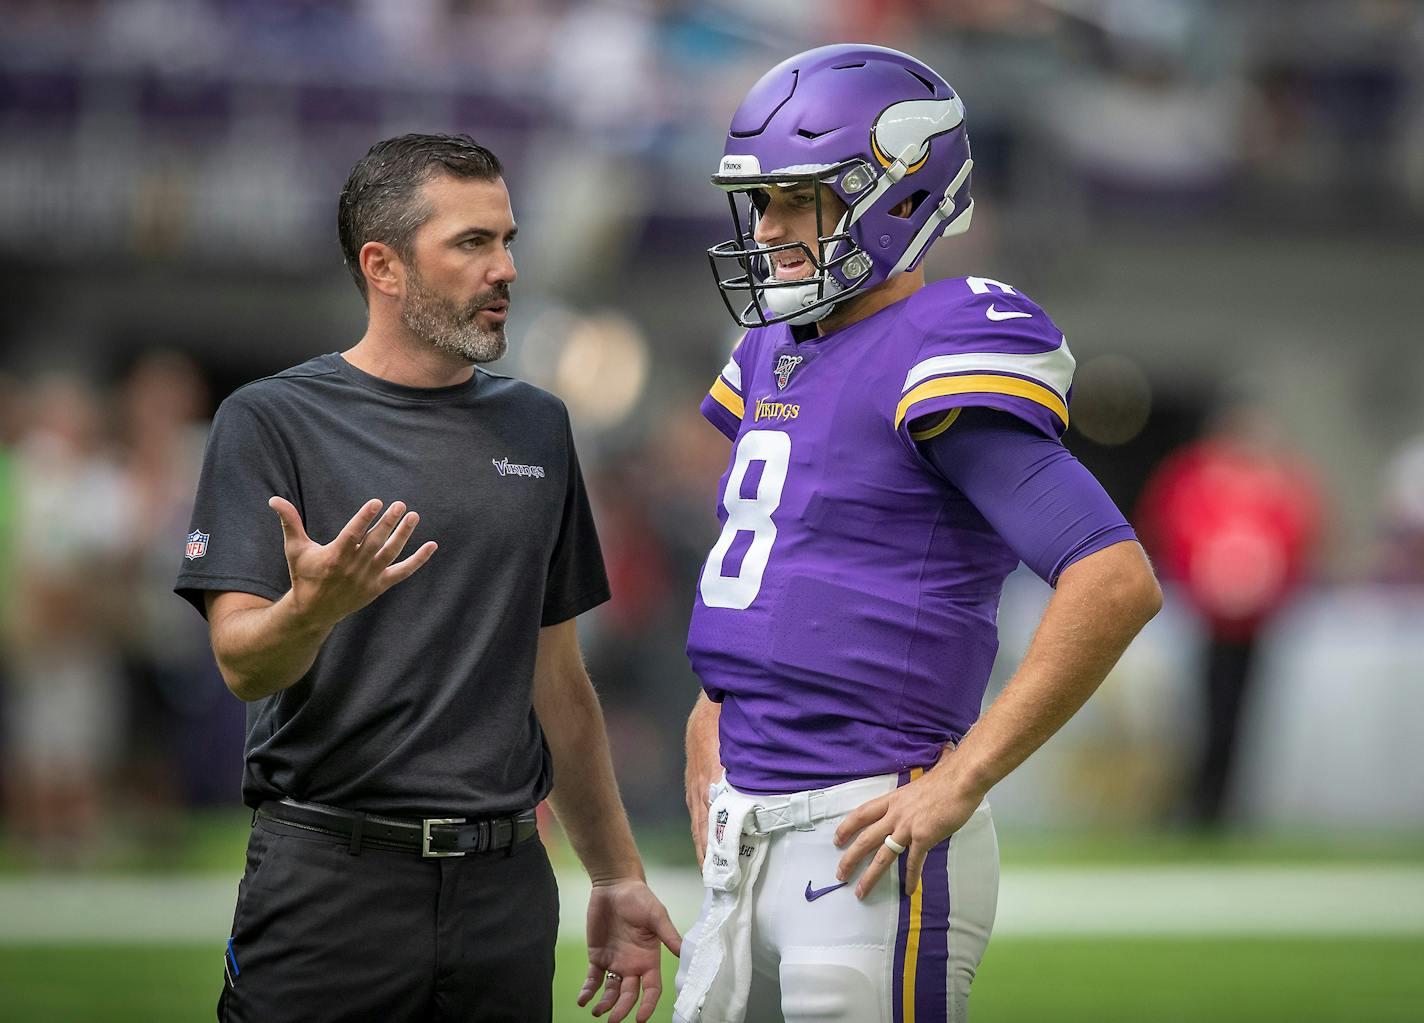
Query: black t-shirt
xmin=175 ymin=353 xmax=610 ymax=817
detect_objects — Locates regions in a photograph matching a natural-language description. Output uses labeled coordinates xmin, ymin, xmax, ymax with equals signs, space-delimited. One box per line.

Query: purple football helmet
xmin=708 ymin=44 xmax=974 ymax=328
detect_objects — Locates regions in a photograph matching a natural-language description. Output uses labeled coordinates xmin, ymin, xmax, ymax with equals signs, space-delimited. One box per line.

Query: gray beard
xmin=401 ymin=269 xmax=508 ymax=365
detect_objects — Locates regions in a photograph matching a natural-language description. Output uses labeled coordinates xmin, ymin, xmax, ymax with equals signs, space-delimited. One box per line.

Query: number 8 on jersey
xmin=699 ymin=430 xmax=791 ymax=609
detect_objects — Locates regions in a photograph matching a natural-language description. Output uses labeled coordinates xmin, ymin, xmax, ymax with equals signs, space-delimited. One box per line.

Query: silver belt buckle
xmin=422 ymin=817 xmax=467 ymax=857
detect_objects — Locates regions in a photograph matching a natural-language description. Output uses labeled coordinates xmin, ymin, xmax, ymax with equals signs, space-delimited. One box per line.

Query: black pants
xmin=218 ymin=817 xmax=559 ymax=1022
xmin=1192 ymin=634 xmax=1258 ymax=826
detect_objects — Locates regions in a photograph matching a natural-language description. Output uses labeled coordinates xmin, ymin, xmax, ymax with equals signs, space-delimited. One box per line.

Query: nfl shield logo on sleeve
xmin=185 ymin=529 xmax=210 ymax=560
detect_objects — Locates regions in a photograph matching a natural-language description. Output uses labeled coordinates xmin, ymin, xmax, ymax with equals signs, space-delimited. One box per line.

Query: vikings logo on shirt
xmin=715 ymin=807 xmax=729 ymax=843
xmin=185 ymin=529 xmax=209 ymax=560
xmin=754 ymin=397 xmax=800 ymax=423
xmin=774 ymin=354 xmax=803 ymax=390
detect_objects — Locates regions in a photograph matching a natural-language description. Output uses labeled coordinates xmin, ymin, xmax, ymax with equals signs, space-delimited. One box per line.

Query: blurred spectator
xmin=114 ymin=352 xmax=237 ymax=834
xmin=0 ymin=372 xmax=23 ymax=641
xmin=1376 ymin=433 xmax=1424 ymax=583
xmin=1 ymin=374 xmax=135 ymax=863
xmin=1042 ymin=1 xmax=1248 ymax=209
xmin=1136 ymin=390 xmax=1324 ymax=826
xmin=0 ymin=373 xmax=23 ymax=815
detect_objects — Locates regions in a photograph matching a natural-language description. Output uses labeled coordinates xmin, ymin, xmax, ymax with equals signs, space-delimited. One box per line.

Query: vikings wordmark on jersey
xmin=691 ymin=275 xmax=1075 ymax=793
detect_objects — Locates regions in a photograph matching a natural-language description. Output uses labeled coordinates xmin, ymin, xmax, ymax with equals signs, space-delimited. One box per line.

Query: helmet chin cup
xmin=763 ymin=278 xmax=841 ymax=325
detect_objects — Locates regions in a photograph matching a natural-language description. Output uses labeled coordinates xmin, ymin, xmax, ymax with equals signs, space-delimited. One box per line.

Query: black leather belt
xmin=256 ymin=798 xmax=538 ymax=857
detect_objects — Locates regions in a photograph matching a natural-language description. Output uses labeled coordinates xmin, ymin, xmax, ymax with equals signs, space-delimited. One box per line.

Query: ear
xmin=890 ymin=197 xmax=915 ymax=218
xmin=359 ymin=241 xmax=403 ymax=299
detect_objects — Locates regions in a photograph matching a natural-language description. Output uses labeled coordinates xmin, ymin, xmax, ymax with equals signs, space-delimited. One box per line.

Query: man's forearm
xmin=949 ymin=541 xmax=1162 ymax=799
xmin=685 ymin=693 xmax=722 ymax=790
xmin=683 ymin=693 xmax=723 ymax=866
xmin=543 ymin=681 xmax=644 ymax=885
xmin=210 ymin=592 xmax=335 ymax=701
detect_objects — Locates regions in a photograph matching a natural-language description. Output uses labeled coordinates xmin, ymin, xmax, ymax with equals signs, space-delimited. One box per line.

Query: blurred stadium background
xmin=1 ymin=0 xmax=1423 ymax=1020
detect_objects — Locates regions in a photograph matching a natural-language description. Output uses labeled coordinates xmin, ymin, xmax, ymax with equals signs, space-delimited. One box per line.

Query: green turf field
xmin=1 ymin=936 xmax=1420 ymax=1022
xmin=2 ymin=818 xmax=1420 ymax=1020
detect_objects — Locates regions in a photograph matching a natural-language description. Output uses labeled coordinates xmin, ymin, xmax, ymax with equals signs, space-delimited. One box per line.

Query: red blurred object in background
xmin=1138 ymin=434 xmax=1322 ymax=642
xmin=1136 ymin=402 xmax=1324 ymax=824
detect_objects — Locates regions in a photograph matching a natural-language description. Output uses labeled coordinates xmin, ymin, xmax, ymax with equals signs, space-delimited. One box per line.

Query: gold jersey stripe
xmin=896 ymin=374 xmax=1068 ymax=430
xmin=902 ymin=765 xmax=926 ymax=1023
xmin=709 ymin=377 xmax=745 ymax=419
xmin=907 ymin=407 xmax=961 ymax=442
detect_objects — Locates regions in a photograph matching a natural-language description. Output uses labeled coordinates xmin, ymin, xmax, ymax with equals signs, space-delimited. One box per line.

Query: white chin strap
xmin=763 ymin=275 xmax=844 ymax=325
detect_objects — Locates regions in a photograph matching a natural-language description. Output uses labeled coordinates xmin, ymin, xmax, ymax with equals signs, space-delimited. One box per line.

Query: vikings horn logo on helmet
xmin=870 ymin=96 xmax=966 ymax=173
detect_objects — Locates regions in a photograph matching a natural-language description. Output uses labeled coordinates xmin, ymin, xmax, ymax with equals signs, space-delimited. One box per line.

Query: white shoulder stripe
xmin=902 ymin=337 xmax=1076 ymax=399
xmin=720 ymin=357 xmax=742 ymax=392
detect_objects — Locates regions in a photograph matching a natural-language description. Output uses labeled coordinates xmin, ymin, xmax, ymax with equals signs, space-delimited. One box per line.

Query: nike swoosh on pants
xmin=804 ymin=881 xmax=849 ymax=902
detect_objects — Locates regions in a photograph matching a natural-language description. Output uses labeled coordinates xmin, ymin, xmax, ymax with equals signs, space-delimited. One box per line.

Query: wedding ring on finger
xmin=606 ymin=971 xmax=621 ymax=982
xmin=883 ymin=835 xmax=907 ymax=856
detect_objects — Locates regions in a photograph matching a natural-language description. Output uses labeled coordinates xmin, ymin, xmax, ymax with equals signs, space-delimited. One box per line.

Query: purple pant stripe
xmin=915 ymin=836 xmax=952 ymax=1020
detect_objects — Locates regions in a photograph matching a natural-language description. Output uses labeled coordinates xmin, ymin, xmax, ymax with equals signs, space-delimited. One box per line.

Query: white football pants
xmin=675 ymin=771 xmax=999 ymax=1023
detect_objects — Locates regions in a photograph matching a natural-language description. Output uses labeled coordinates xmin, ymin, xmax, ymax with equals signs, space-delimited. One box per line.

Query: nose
xmin=489 ymin=246 xmax=517 ymax=286
xmin=752 ymin=202 xmax=784 ymax=247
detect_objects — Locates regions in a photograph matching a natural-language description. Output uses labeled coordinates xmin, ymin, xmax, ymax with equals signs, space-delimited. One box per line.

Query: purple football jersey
xmin=688 ymin=276 xmax=1077 ymax=793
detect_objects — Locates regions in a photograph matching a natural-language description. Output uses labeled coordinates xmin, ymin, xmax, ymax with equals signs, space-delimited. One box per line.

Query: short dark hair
xmin=338 ymin=133 xmax=504 ymax=300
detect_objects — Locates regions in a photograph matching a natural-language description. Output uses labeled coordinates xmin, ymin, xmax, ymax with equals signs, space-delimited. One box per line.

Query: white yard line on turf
xmin=0 ymin=866 xmax=1421 ymax=945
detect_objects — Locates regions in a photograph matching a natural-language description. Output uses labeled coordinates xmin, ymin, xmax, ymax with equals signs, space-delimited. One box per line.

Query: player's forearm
xmin=540 ymin=675 xmax=644 ymax=885
xmin=210 ymin=593 xmax=335 ymax=701
xmin=684 ymin=693 xmax=722 ymax=792
xmin=949 ymin=541 xmax=1161 ymax=799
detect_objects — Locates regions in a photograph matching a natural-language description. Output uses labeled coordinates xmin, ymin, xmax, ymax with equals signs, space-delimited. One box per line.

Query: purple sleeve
xmin=700 ymin=391 xmax=740 ymax=441
xmin=917 ymin=408 xmax=1137 ymax=586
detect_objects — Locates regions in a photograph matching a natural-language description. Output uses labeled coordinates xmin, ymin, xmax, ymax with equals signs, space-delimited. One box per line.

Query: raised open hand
xmin=269 ymin=496 xmax=437 ymax=629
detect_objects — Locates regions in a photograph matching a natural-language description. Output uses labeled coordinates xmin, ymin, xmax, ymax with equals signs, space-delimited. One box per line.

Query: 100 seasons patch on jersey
xmin=774 ymin=354 xmax=803 ymax=389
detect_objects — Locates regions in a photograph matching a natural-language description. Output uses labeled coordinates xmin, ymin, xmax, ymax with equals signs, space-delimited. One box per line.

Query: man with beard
xmin=175 ymin=134 xmax=680 ymax=1023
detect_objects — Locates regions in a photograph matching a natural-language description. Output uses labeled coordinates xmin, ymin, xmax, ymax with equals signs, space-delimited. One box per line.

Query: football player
xmin=671 ymin=45 xmax=1162 ymax=1023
